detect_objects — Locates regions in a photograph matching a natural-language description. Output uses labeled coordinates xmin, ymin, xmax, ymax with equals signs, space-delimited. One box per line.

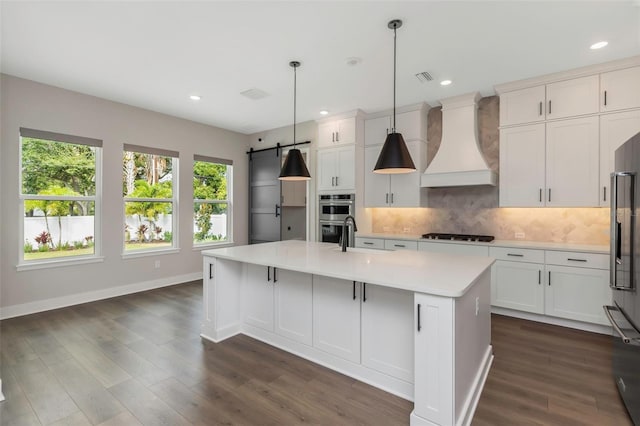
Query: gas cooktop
xmin=422 ymin=233 xmax=495 ymax=243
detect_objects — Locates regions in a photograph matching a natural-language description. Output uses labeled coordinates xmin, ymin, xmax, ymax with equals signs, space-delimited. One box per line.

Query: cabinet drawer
xmin=545 ymin=250 xmax=609 ymax=269
xmin=489 ymin=247 xmax=544 ymax=263
xmin=355 ymin=237 xmax=384 ymax=250
xmin=384 ymin=239 xmax=418 ymax=251
xmin=419 ymin=242 xmax=488 ymax=256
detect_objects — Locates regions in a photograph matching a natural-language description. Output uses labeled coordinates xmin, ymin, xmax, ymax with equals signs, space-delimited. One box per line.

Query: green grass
xmin=124 ymin=241 xmax=172 ymax=251
xmin=24 ymin=247 xmax=94 ymax=260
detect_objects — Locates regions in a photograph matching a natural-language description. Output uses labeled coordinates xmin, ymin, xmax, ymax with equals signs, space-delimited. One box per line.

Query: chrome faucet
xmin=341 ymin=215 xmax=358 ymax=252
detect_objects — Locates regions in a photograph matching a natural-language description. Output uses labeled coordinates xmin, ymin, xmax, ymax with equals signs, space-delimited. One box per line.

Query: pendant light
xmin=374 ymin=19 xmax=416 ymax=174
xmin=279 ymin=61 xmax=311 ymax=181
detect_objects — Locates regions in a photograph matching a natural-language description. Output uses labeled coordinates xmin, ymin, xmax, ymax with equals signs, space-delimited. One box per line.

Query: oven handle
xmin=603 ymin=305 xmax=640 ymax=346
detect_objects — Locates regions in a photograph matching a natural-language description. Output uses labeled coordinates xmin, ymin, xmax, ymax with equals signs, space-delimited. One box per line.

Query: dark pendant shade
xmin=373 ymin=132 xmax=416 ymax=174
xmin=279 ymin=148 xmax=311 ymax=181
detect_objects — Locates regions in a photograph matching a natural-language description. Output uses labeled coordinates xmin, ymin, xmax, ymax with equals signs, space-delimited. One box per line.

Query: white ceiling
xmin=2 ymin=1 xmax=640 ymax=135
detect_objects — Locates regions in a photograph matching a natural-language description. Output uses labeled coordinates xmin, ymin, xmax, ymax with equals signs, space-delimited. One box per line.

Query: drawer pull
xmin=417 ymin=304 xmax=422 ymax=332
xmin=394 ymin=244 xmax=406 ymax=248
xmin=363 ymin=242 xmax=374 ymax=245
xmin=507 ymin=253 xmax=524 ymax=257
xmin=567 ymin=258 xmax=587 ymax=262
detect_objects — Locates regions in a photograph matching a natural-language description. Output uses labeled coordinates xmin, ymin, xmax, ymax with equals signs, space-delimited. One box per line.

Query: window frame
xmin=122 ymin=144 xmax=179 ymax=257
xmin=17 ymin=128 xmax=103 ymax=270
xmin=192 ymin=155 xmax=233 ymax=248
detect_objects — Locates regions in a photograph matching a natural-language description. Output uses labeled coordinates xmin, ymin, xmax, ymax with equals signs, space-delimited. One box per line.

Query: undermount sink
xmin=331 ymin=247 xmax=386 ymax=255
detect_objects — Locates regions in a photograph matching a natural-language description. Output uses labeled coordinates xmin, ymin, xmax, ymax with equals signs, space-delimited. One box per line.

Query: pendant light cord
xmin=393 ymin=24 xmax=396 ymax=132
xmin=293 ymin=65 xmax=297 ymax=147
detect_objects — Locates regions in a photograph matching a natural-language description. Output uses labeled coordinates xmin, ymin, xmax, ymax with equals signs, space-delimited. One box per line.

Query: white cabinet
xmin=361 ymin=284 xmax=414 ymax=382
xmin=317 ymin=145 xmax=355 ymax=191
xmin=364 ymin=140 xmax=427 ymax=207
xmin=383 ymin=239 xmax=418 ymax=251
xmin=418 ymin=241 xmax=489 ymax=256
xmin=601 ymin=66 xmax=640 ymax=112
xmin=365 ymin=116 xmax=393 ymax=146
xmin=244 ymin=264 xmax=275 ymax=331
xmin=364 ymin=109 xmax=426 ymax=145
xmin=274 ymin=269 xmax=313 ymax=345
xmin=318 ymin=117 xmax=356 ymax=147
xmin=500 ymin=116 xmax=599 ymax=207
xmin=354 ymin=236 xmax=385 ymax=250
xmin=545 ymin=265 xmax=610 ymax=325
xmin=545 ymin=75 xmax=600 ymax=120
xmin=499 ymin=85 xmax=546 ymax=126
xmin=312 ymin=276 xmax=361 ymax=363
xmin=599 ymin=110 xmax=640 ymax=206
xmin=546 ymin=116 xmax=599 ymax=206
xmin=491 ymin=261 xmax=544 ymax=314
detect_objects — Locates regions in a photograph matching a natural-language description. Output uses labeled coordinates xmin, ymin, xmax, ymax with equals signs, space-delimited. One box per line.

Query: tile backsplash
xmin=371 ymin=96 xmax=611 ymax=245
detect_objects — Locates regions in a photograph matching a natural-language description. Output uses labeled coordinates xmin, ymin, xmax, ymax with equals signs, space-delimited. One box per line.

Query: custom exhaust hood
xmin=421 ymin=92 xmax=497 ymax=187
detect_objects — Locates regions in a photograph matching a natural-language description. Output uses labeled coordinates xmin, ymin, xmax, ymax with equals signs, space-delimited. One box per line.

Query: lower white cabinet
xmin=419 ymin=241 xmax=488 ymax=256
xmin=491 ymin=260 xmax=544 ymax=314
xmin=244 ymin=264 xmax=274 ymax=331
xmin=361 ymin=284 xmax=414 ymax=383
xmin=274 ymin=269 xmax=313 ymax=345
xmin=312 ymin=276 xmax=361 ymax=363
xmin=545 ymin=265 xmax=610 ymax=325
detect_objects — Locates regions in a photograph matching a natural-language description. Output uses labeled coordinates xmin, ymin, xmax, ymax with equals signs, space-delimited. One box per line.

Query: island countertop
xmin=202 ymin=240 xmax=494 ymax=298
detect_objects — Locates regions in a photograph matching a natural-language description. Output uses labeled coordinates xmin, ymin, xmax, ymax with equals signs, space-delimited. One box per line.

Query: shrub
xmin=137 ymin=225 xmax=148 ymax=242
xmin=24 ymin=240 xmax=34 ymax=253
xmin=61 ymin=241 xmax=72 ymax=250
xmin=35 ymin=231 xmax=52 ymax=247
xmin=38 ymin=244 xmax=50 ymax=252
xmin=84 ymin=236 xmax=94 ymax=247
xmin=73 ymin=240 xmax=84 ymax=249
xmin=163 ymin=231 xmax=172 ymax=243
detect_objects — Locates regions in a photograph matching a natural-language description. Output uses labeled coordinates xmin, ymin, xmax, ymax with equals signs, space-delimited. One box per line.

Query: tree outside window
xmin=20 ymin=128 xmax=101 ymax=262
xmin=123 ymin=145 xmax=178 ymax=252
xmin=193 ymin=155 xmax=232 ymax=245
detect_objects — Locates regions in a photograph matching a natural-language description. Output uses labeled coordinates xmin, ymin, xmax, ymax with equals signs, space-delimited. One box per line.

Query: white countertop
xmin=202 ymin=240 xmax=494 ymax=298
xmin=356 ymin=232 xmax=609 ymax=254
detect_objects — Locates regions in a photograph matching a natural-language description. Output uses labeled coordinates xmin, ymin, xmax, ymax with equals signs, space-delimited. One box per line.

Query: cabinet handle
xmin=386 ymin=128 xmax=389 ymax=135
xmin=538 ymin=270 xmax=541 ymax=285
xmin=394 ymin=244 xmax=406 ymax=248
xmin=363 ymin=242 xmax=374 ymax=245
xmin=273 ymin=267 xmax=277 ymax=283
xmin=539 ymin=101 xmax=543 ymax=116
xmin=386 ymin=193 xmax=389 ymax=204
xmin=335 ymin=176 xmax=339 ymax=186
xmin=332 ymin=132 xmax=335 ymax=143
xmin=353 ymin=281 xmax=356 ymax=300
xmin=603 ymin=186 xmax=607 ymax=202
xmin=507 ymin=253 xmax=524 ymax=257
xmin=390 ymin=193 xmax=394 ymax=204
xmin=275 ymin=204 xmax=280 ymax=217
xmin=548 ymin=271 xmax=551 ymax=286
xmin=567 ymin=258 xmax=587 ymax=262
xmin=548 ymin=100 xmax=552 ymax=115
xmin=548 ymin=188 xmax=551 ymax=203
xmin=417 ymin=304 xmax=422 ymax=331
xmin=336 ymin=131 xmax=339 ymax=142
xmin=267 ymin=266 xmax=271 ymax=282
xmin=539 ymin=188 xmax=542 ymax=203
xmin=604 ymin=90 xmax=607 ymax=106
xmin=362 ymin=282 xmax=367 ymax=302
xmin=209 ymin=264 xmax=213 ymax=279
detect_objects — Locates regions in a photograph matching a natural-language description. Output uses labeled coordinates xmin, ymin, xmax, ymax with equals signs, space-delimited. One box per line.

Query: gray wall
xmin=0 ymin=74 xmax=250 ymax=311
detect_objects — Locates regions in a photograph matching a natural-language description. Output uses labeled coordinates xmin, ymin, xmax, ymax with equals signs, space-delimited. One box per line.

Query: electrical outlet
xmin=154 ymin=260 xmax=161 ymax=269
xmin=515 ymin=232 xmax=525 ymax=239
xmin=403 ymin=227 xmax=411 ymax=233
xmin=475 ymin=297 xmax=479 ymax=316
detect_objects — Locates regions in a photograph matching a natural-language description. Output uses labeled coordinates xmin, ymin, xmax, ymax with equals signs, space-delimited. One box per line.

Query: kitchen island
xmin=201 ymin=240 xmax=494 ymax=426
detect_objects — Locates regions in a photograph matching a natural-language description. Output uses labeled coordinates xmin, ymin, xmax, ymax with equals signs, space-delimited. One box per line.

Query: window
xmin=193 ymin=155 xmax=232 ymax=245
xmin=20 ymin=128 xmax=101 ymax=263
xmin=123 ymin=144 xmax=178 ymax=253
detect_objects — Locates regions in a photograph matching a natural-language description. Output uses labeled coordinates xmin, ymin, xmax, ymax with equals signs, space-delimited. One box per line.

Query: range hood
xmin=421 ymin=92 xmax=497 ymax=187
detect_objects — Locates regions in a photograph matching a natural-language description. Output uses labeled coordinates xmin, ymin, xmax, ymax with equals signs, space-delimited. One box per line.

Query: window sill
xmin=121 ymin=247 xmax=181 ymax=259
xmin=17 ymin=256 xmax=105 ymax=272
xmin=192 ymin=241 xmax=235 ymax=251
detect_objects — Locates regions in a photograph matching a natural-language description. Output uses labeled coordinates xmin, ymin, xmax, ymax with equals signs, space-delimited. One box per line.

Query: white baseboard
xmin=491 ymin=307 xmax=612 ymax=335
xmin=0 ymin=379 xmax=4 ymax=402
xmin=0 ymin=272 xmax=201 ymax=320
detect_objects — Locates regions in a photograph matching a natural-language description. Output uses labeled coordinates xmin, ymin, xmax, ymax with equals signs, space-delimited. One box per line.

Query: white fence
xmin=23 ymin=214 xmax=227 ymax=249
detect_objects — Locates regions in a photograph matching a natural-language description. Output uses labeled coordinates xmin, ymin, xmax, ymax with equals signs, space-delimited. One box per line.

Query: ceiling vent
xmin=240 ymin=88 xmax=269 ymax=100
xmin=415 ymin=71 xmax=433 ymax=83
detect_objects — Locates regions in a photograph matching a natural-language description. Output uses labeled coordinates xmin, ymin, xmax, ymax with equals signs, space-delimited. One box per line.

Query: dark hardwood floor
xmin=0 ymin=281 xmax=631 ymax=425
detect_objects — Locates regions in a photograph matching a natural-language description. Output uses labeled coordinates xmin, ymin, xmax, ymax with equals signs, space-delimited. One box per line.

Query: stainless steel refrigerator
xmin=605 ymin=131 xmax=640 ymax=424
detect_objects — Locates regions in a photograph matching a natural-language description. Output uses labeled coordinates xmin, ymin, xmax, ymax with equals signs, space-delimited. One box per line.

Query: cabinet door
xmin=601 ymin=66 xmax=640 ymax=112
xmin=365 ymin=116 xmax=391 ymax=146
xmin=491 ymin=261 xmax=544 ymax=314
xmin=499 ymin=85 xmax=546 ymax=126
xmin=545 ymin=265 xmax=611 ymax=325
xmin=414 ymin=293 xmax=454 ymax=426
xmin=312 ymin=276 xmax=361 ymax=363
xmin=499 ymin=124 xmax=546 ymax=207
xmin=546 ymin=75 xmax=599 ymax=119
xmin=546 ymin=116 xmax=599 ymax=207
xmin=336 ymin=118 xmax=356 ymax=145
xmin=364 ymin=145 xmax=390 ymax=207
xmin=244 ymin=264 xmax=274 ymax=331
xmin=389 ymin=140 xmax=424 ymax=206
xmin=361 ymin=284 xmax=414 ymax=382
xmin=396 ymin=110 xmax=424 ymax=141
xmin=274 ymin=269 xmax=313 ymax=345
xmin=318 ymin=121 xmax=336 ymax=148
xmin=316 ymin=148 xmax=336 ymax=191
xmin=599 ymin=110 xmax=640 ymax=206
xmin=335 ymin=146 xmax=355 ymax=190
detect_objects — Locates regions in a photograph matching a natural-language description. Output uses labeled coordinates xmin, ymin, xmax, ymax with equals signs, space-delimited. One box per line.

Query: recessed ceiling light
xmin=590 ymin=41 xmax=608 ymax=50
xmin=440 ymin=80 xmax=452 ymax=86
xmin=320 ymin=110 xmax=329 ymax=116
xmin=189 ymin=95 xmax=201 ymax=101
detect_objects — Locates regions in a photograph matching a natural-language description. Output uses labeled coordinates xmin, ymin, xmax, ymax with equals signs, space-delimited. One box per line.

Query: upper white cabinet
xmin=499 ymin=85 xmax=546 ymax=126
xmin=545 ymin=75 xmax=599 ymax=120
xmin=599 ymin=110 xmax=640 ymax=206
xmin=318 ymin=117 xmax=356 ymax=147
xmin=601 ymin=66 xmax=640 ymax=112
xmin=317 ymin=145 xmax=356 ymax=192
xmin=364 ymin=109 xmax=426 ymax=146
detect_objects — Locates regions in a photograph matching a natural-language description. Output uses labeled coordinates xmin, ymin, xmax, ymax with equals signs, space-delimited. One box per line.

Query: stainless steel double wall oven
xmin=318 ymin=194 xmax=355 ymax=247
